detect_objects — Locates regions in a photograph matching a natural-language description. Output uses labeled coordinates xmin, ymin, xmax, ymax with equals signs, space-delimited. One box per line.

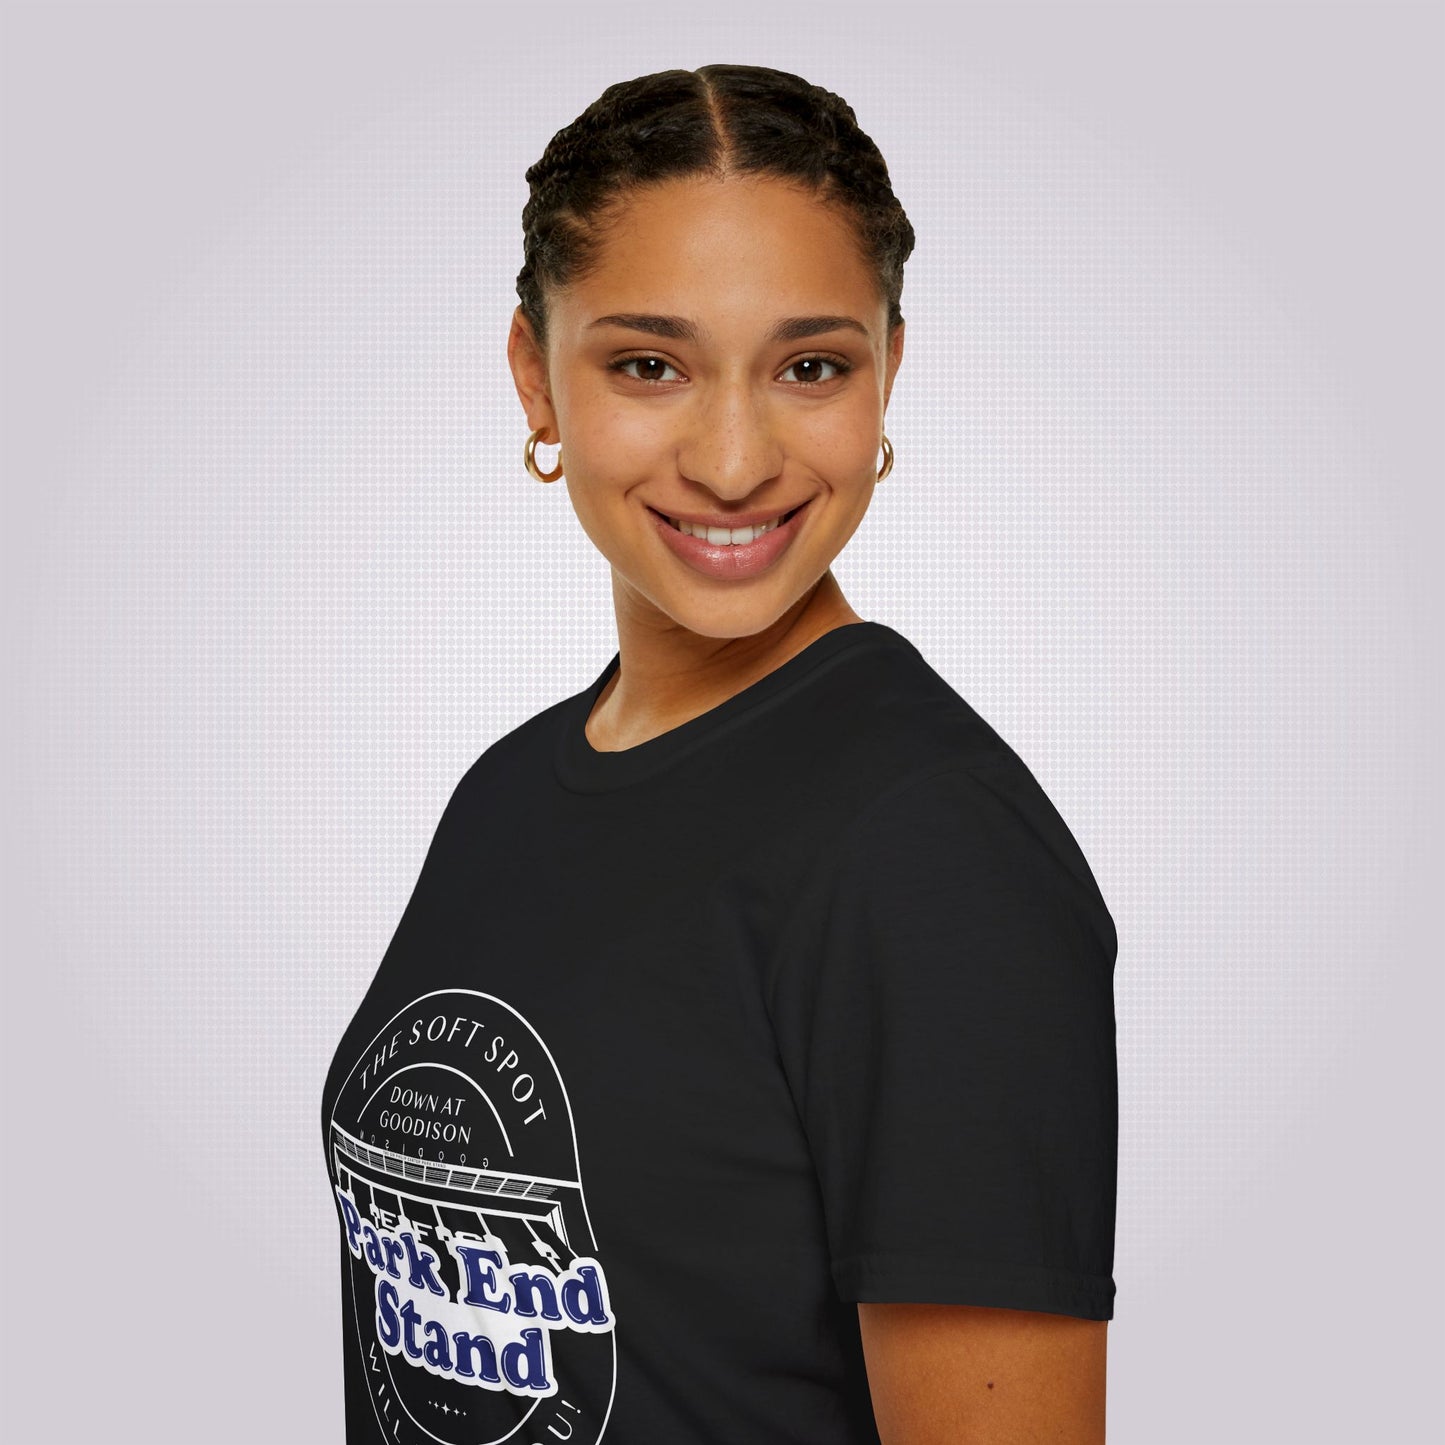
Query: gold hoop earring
xmin=876 ymin=432 xmax=894 ymax=483
xmin=525 ymin=426 xmax=564 ymax=483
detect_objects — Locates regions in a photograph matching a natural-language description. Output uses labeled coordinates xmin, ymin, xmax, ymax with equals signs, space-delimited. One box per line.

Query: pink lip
xmin=648 ymin=500 xmax=812 ymax=581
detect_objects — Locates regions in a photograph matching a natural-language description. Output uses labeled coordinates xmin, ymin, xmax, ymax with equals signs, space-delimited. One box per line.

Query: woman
xmin=322 ymin=64 xmax=1118 ymax=1444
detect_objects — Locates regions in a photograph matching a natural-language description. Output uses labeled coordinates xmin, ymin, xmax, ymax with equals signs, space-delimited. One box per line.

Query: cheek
xmin=563 ymin=391 xmax=673 ymax=479
xmin=799 ymin=407 xmax=878 ymax=460
xmin=795 ymin=435 xmax=883 ymax=504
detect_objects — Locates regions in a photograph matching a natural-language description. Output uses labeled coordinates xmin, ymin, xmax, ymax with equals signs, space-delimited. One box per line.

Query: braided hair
xmin=516 ymin=65 xmax=916 ymax=354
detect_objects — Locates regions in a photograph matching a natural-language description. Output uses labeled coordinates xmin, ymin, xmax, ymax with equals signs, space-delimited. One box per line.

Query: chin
xmin=641 ymin=581 xmax=810 ymax=643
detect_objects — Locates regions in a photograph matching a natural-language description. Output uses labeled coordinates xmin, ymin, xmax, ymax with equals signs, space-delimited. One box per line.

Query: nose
xmin=675 ymin=378 xmax=783 ymax=500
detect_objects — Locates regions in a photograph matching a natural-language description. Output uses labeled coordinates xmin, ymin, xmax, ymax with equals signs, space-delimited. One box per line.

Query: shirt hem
xmin=831 ymin=1250 xmax=1116 ymax=1321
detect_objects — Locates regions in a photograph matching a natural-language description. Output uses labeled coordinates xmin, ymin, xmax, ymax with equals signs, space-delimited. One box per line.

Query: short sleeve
xmin=767 ymin=759 xmax=1119 ymax=1320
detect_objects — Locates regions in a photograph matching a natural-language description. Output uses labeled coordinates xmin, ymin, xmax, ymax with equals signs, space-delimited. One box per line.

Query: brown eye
xmin=782 ymin=356 xmax=851 ymax=386
xmin=609 ymin=355 xmax=682 ymax=384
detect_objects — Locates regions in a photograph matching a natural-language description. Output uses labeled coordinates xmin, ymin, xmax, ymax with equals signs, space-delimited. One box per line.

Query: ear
xmin=882 ymin=319 xmax=905 ymax=411
xmin=507 ymin=306 xmax=559 ymax=441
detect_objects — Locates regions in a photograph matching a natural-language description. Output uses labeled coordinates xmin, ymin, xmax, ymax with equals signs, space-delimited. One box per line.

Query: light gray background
xmin=2 ymin=3 xmax=1440 ymax=1442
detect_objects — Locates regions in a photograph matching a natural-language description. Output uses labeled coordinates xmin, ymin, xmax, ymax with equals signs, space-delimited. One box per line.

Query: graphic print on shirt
xmin=328 ymin=988 xmax=617 ymax=1444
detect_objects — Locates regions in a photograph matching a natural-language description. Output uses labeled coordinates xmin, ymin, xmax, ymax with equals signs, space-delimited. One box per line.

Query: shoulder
xmin=789 ymin=627 xmax=1059 ymax=811
xmin=819 ymin=756 xmax=1116 ymax=949
xmin=804 ymin=633 xmax=1109 ymax=903
xmin=784 ymin=626 xmax=1119 ymax=976
xmin=863 ymin=756 xmax=1112 ymax=912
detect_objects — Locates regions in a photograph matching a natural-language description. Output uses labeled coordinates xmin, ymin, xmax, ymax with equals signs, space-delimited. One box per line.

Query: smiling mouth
xmin=648 ymin=502 xmax=808 ymax=543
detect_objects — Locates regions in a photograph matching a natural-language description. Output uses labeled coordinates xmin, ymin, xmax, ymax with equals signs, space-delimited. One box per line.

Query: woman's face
xmin=509 ymin=172 xmax=904 ymax=640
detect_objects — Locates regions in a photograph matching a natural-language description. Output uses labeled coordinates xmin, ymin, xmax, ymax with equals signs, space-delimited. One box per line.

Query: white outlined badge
xmin=329 ymin=989 xmax=618 ymax=1444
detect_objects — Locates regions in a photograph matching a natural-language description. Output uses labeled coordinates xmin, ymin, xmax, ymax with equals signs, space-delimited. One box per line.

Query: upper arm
xmin=768 ymin=760 xmax=1120 ymax=1320
xmin=765 ymin=759 xmax=1119 ymax=1434
xmin=857 ymin=1301 xmax=1107 ymax=1444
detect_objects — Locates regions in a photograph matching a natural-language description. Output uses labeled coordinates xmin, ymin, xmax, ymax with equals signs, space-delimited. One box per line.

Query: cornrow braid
xmin=515 ymin=64 xmax=915 ymax=354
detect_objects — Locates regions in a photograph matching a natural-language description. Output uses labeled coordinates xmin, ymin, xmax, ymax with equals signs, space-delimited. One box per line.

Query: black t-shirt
xmin=320 ymin=620 xmax=1118 ymax=1444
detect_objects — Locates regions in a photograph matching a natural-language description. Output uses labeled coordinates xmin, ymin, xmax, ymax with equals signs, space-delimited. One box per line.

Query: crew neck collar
xmin=553 ymin=620 xmax=911 ymax=795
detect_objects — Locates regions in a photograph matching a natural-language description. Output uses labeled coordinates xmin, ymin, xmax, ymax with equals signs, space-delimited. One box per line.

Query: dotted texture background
xmin=2 ymin=4 xmax=1440 ymax=1443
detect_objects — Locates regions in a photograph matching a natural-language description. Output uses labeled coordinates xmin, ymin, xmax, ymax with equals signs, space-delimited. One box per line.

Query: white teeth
xmin=667 ymin=513 xmax=789 ymax=544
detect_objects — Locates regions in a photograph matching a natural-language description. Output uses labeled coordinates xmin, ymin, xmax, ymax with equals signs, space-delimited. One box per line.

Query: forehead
xmin=555 ymin=173 xmax=882 ymax=332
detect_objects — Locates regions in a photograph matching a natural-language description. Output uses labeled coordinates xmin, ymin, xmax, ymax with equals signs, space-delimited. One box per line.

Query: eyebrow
xmin=587 ymin=313 xmax=870 ymax=344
